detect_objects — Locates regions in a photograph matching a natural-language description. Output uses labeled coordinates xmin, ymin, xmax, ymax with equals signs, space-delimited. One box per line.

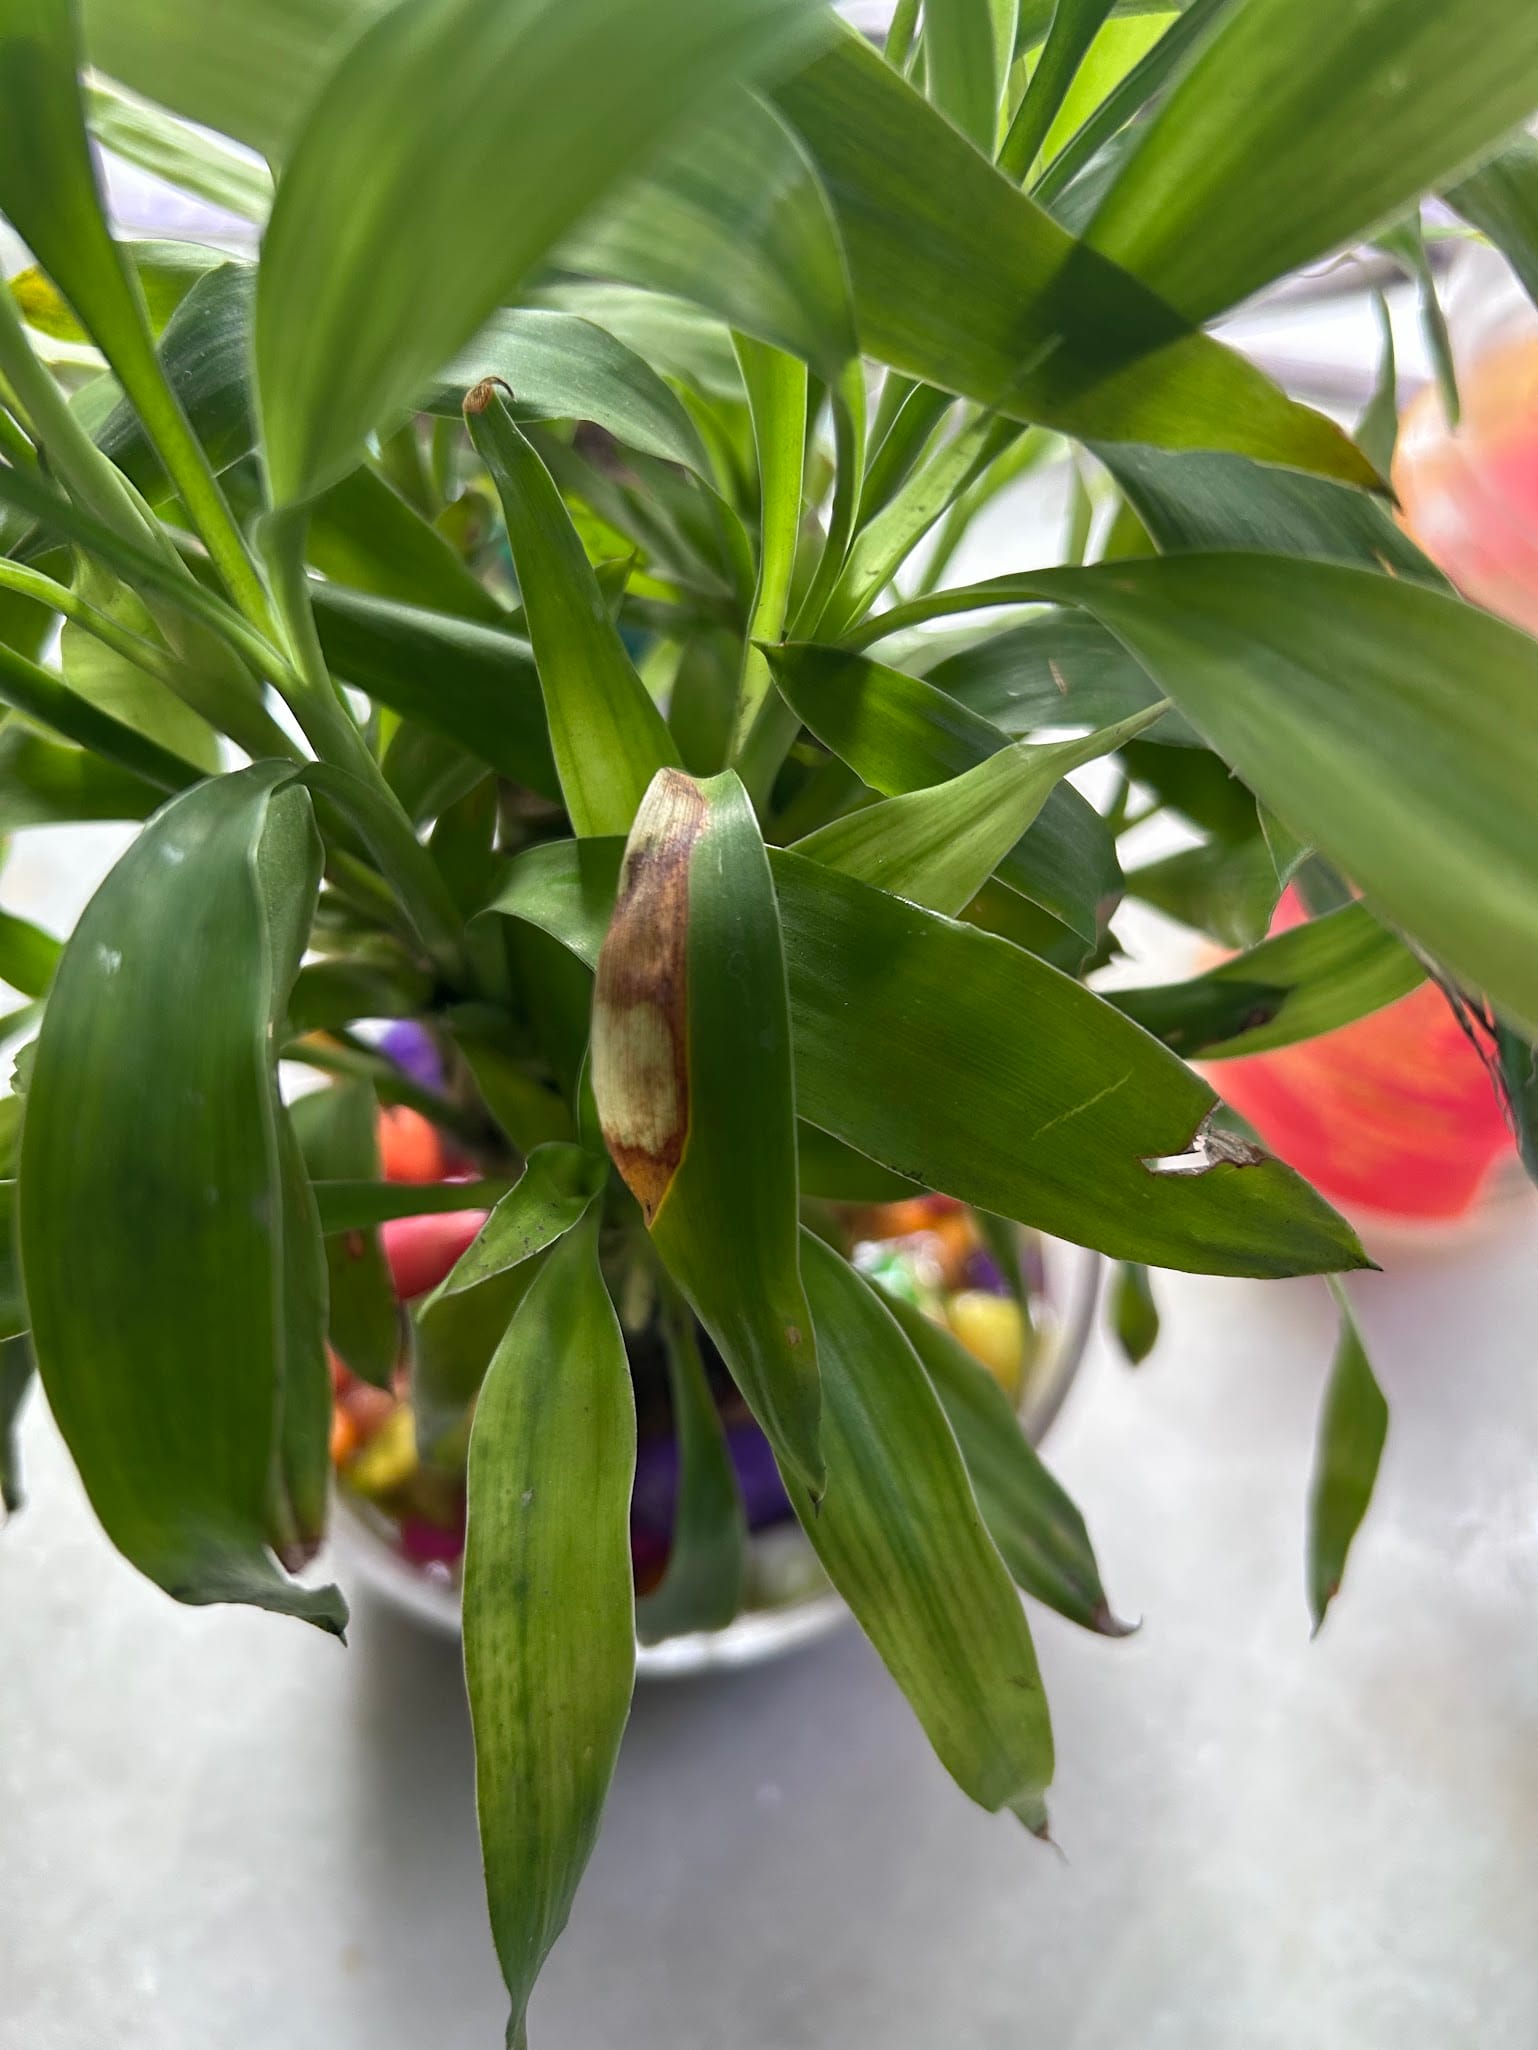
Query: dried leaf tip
xmin=592 ymin=770 xmax=707 ymax=1225
xmin=463 ymin=376 xmax=515 ymax=416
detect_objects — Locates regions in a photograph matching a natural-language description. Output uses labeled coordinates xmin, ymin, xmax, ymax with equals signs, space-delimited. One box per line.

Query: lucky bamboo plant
xmin=4 ymin=0 xmax=1538 ymax=2038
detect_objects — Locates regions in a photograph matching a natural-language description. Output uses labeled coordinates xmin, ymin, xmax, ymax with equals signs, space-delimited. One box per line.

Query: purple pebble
xmin=630 ymin=1418 xmax=794 ymax=1544
xmin=380 ymin=1019 xmax=446 ymax=1092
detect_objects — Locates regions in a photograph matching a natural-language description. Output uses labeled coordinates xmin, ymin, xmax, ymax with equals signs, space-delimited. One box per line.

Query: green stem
xmin=0 ymin=400 xmax=38 ymax=471
xmin=0 ymin=288 xmax=159 ymax=543
xmin=998 ymin=0 xmax=1116 ymax=184
xmin=0 ymin=557 xmax=183 ymax=686
xmin=0 ymin=637 xmax=198 ymax=792
xmin=730 ymin=338 xmax=807 ymax=779
xmin=884 ymin=0 xmax=922 ymax=66
xmin=262 ymin=506 xmax=467 ymax=982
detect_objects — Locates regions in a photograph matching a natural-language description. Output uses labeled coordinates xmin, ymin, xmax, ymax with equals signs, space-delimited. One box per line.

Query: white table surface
xmin=7 ymin=1204 xmax=1538 ymax=2050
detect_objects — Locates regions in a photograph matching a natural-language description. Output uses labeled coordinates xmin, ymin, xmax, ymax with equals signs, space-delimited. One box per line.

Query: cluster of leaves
xmin=3 ymin=0 xmax=1538 ymax=2037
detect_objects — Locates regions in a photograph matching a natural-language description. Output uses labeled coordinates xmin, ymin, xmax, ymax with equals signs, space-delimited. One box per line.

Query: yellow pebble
xmin=947 ymin=1292 xmax=1025 ymax=1401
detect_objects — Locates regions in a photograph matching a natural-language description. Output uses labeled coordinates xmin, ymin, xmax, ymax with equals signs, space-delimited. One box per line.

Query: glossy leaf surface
xmin=481 ymin=833 xmax=1368 ymax=1276
xmin=19 ymin=765 xmax=345 ymax=1628
xmin=792 ymin=1232 xmax=1054 ymax=1828
xmin=1042 ymin=555 xmax=1538 ymax=1037
xmin=1085 ymin=0 xmax=1538 ymax=323
xmin=1111 ymin=903 xmax=1423 ymax=1060
xmin=767 ymin=641 xmax=1120 ymax=939
xmin=1307 ymin=1286 xmax=1388 ymax=1632
xmin=879 ymin=1283 xmax=1126 ymax=1633
xmin=771 ymin=27 xmax=1372 ymax=481
xmin=594 ymin=769 xmax=822 ymax=1491
xmin=635 ymin=1287 xmax=748 ymax=1644
xmin=463 ymin=1215 xmax=635 ymax=2046
xmin=256 ymin=0 xmax=826 ymax=503
xmin=468 ymin=391 xmax=678 ymax=834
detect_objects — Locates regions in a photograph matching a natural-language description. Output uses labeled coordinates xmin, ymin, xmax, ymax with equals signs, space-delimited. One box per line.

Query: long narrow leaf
xmin=793 ymin=699 xmax=1165 ymax=914
xmin=594 ymin=768 xmax=822 ymax=1491
xmin=1110 ymin=902 xmax=1423 ymax=1060
xmin=493 ymin=834 xmax=1370 ymax=1276
xmin=19 ymin=765 xmax=345 ymax=1628
xmin=256 ymin=0 xmax=827 ymax=504
xmin=771 ymin=26 xmax=1372 ymax=482
xmin=793 ymin=1232 xmax=1055 ymax=1829
xmin=878 ymin=1282 xmax=1127 ymax=1634
xmin=1307 ymin=1284 xmax=1389 ymax=1633
xmin=766 ymin=641 xmax=1120 ymax=940
xmin=463 ymin=1213 xmax=635 ymax=2047
xmin=1084 ymin=0 xmax=1538 ymax=324
xmin=467 ymin=388 xmax=677 ymax=835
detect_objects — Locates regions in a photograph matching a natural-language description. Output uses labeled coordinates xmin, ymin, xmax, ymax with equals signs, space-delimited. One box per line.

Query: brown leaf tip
xmin=463 ymin=376 xmax=515 ymax=417
xmin=592 ymin=771 xmax=706 ymax=1224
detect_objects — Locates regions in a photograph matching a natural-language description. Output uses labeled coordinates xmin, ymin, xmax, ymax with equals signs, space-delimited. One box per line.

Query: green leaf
xmin=636 ymin=1285 xmax=748 ymax=1643
xmin=60 ymin=562 xmax=222 ymax=774
xmin=309 ymin=584 xmax=558 ymax=801
xmin=878 ymin=1280 xmax=1128 ymax=1634
xmin=467 ymin=391 xmax=678 ymax=834
xmin=0 ymin=0 xmax=265 ymax=617
xmin=463 ymin=1211 xmax=635 ymax=2047
xmin=1376 ymin=214 xmax=1459 ymax=430
xmin=481 ymin=833 xmax=1369 ymax=1276
xmin=487 ymin=837 xmax=627 ymax=972
xmin=256 ymin=0 xmax=827 ymax=505
xmin=796 ymin=1125 xmax=923 ymax=1202
xmin=1495 ymin=1022 xmax=1538 ymax=1191
xmin=1307 ymin=1284 xmax=1388 ymax=1633
xmin=1355 ymin=293 xmax=1400 ymax=481
xmin=0 ymin=723 xmax=162 ymax=831
xmin=1124 ymin=834 xmax=1279 ymax=950
xmin=0 ymin=909 xmax=61 ymax=1001
xmin=1109 ymin=1260 xmax=1158 ymax=1365
xmin=732 ymin=335 xmax=808 ymax=754
xmin=1084 ymin=0 xmax=1538 ymax=325
xmin=998 ymin=0 xmax=1116 ymax=182
xmin=0 ymin=622 xmax=203 ymax=799
xmin=290 ymin=1080 xmax=399 ymax=1389
xmin=435 ymin=1145 xmax=605 ymax=1300
xmin=0 ymin=1330 xmax=32 ymax=1515
xmin=1447 ymin=135 xmax=1538 ymax=318
xmin=0 ymin=1178 xmax=27 ymax=1340
xmin=9 ymin=238 xmax=223 ymax=342
xmin=1031 ymin=0 xmax=1231 ymax=206
xmin=19 ymin=765 xmax=345 ymax=1629
xmin=765 ymin=641 xmax=1120 ymax=940
xmin=565 ymin=91 xmax=857 ymax=385
xmin=1110 ymin=902 xmax=1423 ymax=1060
xmin=425 ymin=308 xmax=713 ymax=477
xmin=774 ymin=848 xmax=1367 ymax=1276
xmin=770 ymin=26 xmax=1373 ymax=482
xmin=84 ymin=78 xmax=274 ymax=222
xmin=310 ymin=1179 xmax=515 ymax=1234
xmin=92 ymin=261 xmax=259 ymax=497
xmin=793 ymin=700 xmax=1165 ymax=915
xmin=792 ymin=1232 xmax=1054 ymax=1828
xmin=1091 ymin=442 xmax=1443 ymax=587
xmin=1037 ymin=554 xmax=1538 ymax=1038
xmin=594 ymin=768 xmax=822 ymax=1492
xmin=925 ymin=0 xmax=1008 ymax=151
xmin=80 ymin=0 xmax=379 ymax=161
xmin=928 ymin=607 xmax=1197 ymax=744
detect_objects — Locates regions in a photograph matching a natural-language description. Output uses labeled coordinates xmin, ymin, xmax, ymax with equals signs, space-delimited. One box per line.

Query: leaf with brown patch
xmin=593 ymin=767 xmax=823 ymax=1494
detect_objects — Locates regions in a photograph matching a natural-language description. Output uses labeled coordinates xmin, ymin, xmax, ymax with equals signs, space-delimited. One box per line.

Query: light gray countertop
xmin=6 ymin=1208 xmax=1538 ymax=2050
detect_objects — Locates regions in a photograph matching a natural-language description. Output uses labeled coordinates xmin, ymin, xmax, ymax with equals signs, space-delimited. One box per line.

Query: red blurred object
xmin=1394 ymin=333 xmax=1538 ymax=638
xmin=1214 ymin=891 xmax=1512 ymax=1221
xmin=380 ymin=1209 xmax=489 ymax=1300
xmin=377 ymin=1104 xmax=446 ymax=1183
